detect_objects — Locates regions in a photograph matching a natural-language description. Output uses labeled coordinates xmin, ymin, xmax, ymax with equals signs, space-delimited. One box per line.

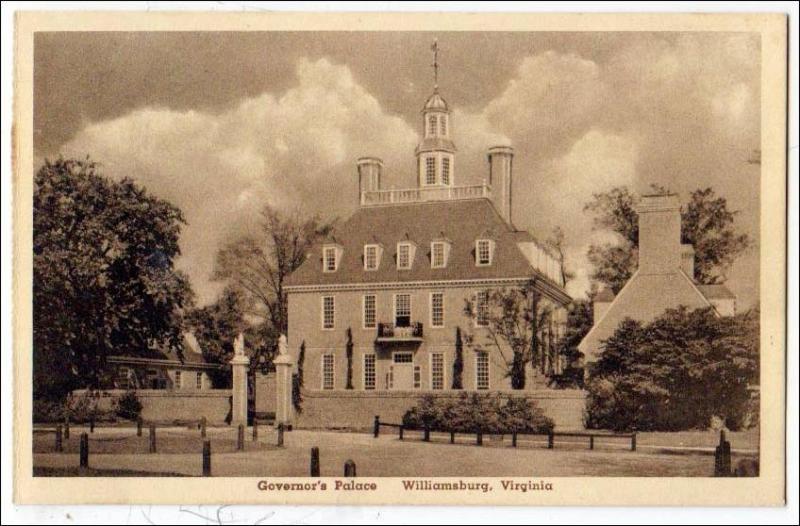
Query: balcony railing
xmin=361 ymin=183 xmax=491 ymax=207
xmin=376 ymin=322 xmax=424 ymax=342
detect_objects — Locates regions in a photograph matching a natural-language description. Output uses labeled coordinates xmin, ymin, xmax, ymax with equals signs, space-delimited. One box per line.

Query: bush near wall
xmin=585 ymin=306 xmax=759 ymax=432
xmin=402 ymin=392 xmax=554 ymax=434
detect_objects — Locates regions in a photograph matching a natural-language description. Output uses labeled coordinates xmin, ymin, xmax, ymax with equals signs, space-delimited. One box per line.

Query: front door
xmin=390 ymin=352 xmax=414 ymax=390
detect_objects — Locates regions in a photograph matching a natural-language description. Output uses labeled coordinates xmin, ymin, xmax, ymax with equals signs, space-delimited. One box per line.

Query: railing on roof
xmin=361 ymin=183 xmax=491 ymax=206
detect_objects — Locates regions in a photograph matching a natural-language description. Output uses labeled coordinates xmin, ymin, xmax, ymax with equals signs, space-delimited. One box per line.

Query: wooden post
xmin=89 ymin=416 xmax=95 ymax=433
xmin=399 ymin=425 xmax=404 ymax=441
xmin=423 ymin=425 xmax=430 ymax=442
xmin=200 ymin=417 xmax=207 ymax=438
xmin=64 ymin=417 xmax=70 ymax=439
xmin=252 ymin=421 xmax=258 ymax=441
xmin=344 ymin=459 xmax=357 ymax=477
xmin=79 ymin=433 xmax=89 ymax=470
xmin=547 ymin=431 xmax=554 ymax=449
xmin=589 ymin=435 xmax=594 ymax=450
xmin=450 ymin=431 xmax=455 ymax=444
xmin=237 ymin=424 xmax=244 ymax=451
xmin=149 ymin=424 xmax=156 ymax=453
xmin=373 ymin=416 xmax=380 ymax=438
xmin=476 ymin=430 xmax=483 ymax=446
xmin=55 ymin=425 xmax=63 ymax=452
xmin=714 ymin=430 xmax=731 ymax=477
xmin=511 ymin=431 xmax=517 ymax=448
xmin=202 ymin=440 xmax=211 ymax=477
xmin=631 ymin=433 xmax=637 ymax=452
xmin=136 ymin=417 xmax=143 ymax=437
xmin=277 ymin=423 xmax=285 ymax=447
xmin=310 ymin=447 xmax=320 ymax=477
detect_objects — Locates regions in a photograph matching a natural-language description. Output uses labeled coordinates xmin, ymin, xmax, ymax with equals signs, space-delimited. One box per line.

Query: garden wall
xmin=72 ymin=389 xmax=233 ymax=424
xmin=295 ymin=389 xmax=587 ymax=431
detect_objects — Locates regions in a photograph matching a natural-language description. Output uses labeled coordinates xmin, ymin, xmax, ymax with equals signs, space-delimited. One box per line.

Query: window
xmin=395 ymin=293 xmax=411 ymax=327
xmin=476 ymin=239 xmax=493 ymax=266
xmin=196 ymin=372 xmax=203 ymax=390
xmin=322 ymin=295 xmax=335 ymax=329
xmin=363 ymin=294 xmax=376 ymax=329
xmin=475 ymin=291 xmax=489 ymax=327
xmin=414 ymin=365 xmax=421 ymax=389
xmin=364 ymin=244 xmax=379 ymax=270
xmin=397 ymin=243 xmax=412 ymax=269
xmin=174 ymin=370 xmax=182 ymax=389
xmin=323 ymin=246 xmax=338 ymax=272
xmin=430 ymin=292 xmax=444 ymax=328
xmin=363 ymin=353 xmax=376 ymax=390
xmin=428 ymin=115 xmax=437 ymax=136
xmin=476 ymin=352 xmax=490 ymax=390
xmin=442 ymin=157 xmax=450 ymax=185
xmin=431 ymin=241 xmax=446 ymax=268
xmin=440 ymin=115 xmax=447 ymax=136
xmin=431 ymin=353 xmax=444 ymax=390
xmin=393 ymin=352 xmax=413 ymax=363
xmin=322 ymin=354 xmax=335 ymax=390
xmin=425 ymin=157 xmax=436 ymax=185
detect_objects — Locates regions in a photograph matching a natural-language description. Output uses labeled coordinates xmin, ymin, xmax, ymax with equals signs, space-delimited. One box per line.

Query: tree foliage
xmin=585 ymin=307 xmax=759 ymax=431
xmin=452 ymin=327 xmax=464 ymax=390
xmin=585 ymin=186 xmax=751 ymax=293
xmin=550 ymin=299 xmax=593 ymax=388
xmin=33 ymin=158 xmax=193 ymax=399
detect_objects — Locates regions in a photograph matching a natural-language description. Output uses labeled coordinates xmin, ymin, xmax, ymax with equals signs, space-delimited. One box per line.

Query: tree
xmin=345 ymin=327 xmax=354 ymax=390
xmin=452 ymin=327 xmax=464 ymax=389
xmin=212 ymin=206 xmax=334 ymax=337
xmin=463 ymin=278 xmax=553 ymax=389
xmin=585 ymin=306 xmax=759 ymax=431
xmin=547 ymin=226 xmax=575 ymax=285
xmin=33 ymin=158 xmax=194 ymax=399
xmin=550 ymin=299 xmax=593 ymax=388
xmin=584 ymin=186 xmax=750 ymax=293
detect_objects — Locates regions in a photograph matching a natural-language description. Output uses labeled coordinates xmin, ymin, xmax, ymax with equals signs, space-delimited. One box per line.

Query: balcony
xmin=376 ymin=322 xmax=424 ymax=343
xmin=361 ymin=183 xmax=491 ymax=207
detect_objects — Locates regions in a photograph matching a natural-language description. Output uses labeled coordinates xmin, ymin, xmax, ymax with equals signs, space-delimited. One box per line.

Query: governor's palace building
xmin=282 ymin=80 xmax=585 ymax=429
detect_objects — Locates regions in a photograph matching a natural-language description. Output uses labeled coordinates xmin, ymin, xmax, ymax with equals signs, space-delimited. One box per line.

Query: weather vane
xmin=431 ymin=38 xmax=440 ymax=89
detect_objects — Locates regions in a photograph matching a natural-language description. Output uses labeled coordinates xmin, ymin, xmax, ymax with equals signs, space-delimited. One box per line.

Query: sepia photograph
xmin=7 ymin=8 xmax=791 ymax=510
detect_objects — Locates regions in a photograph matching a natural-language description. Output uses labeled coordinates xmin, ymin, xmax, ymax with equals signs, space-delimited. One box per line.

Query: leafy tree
xmin=585 ymin=186 xmax=750 ymax=293
xmin=550 ymin=299 xmax=593 ymax=388
xmin=212 ymin=205 xmax=333 ymax=337
xmin=452 ymin=327 xmax=464 ymax=389
xmin=547 ymin=226 xmax=575 ymax=285
xmin=585 ymin=306 xmax=759 ymax=431
xmin=33 ymin=158 xmax=193 ymax=399
xmin=463 ymin=278 xmax=554 ymax=389
xmin=345 ymin=327 xmax=354 ymax=390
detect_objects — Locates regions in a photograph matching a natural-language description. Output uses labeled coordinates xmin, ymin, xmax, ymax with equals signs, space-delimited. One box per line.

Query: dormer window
xmin=364 ymin=244 xmax=382 ymax=271
xmin=323 ymin=245 xmax=340 ymax=273
xmin=397 ymin=242 xmax=415 ymax=270
xmin=430 ymin=240 xmax=450 ymax=269
xmin=476 ymin=239 xmax=493 ymax=266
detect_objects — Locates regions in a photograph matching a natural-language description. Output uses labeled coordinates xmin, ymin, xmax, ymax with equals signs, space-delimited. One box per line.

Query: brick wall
xmin=295 ymin=389 xmax=586 ymax=431
xmin=73 ymin=389 xmax=233 ymax=425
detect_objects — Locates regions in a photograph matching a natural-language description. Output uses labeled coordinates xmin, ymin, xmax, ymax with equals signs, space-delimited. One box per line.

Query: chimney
xmin=487 ymin=146 xmax=514 ymax=225
xmin=357 ymin=157 xmax=383 ymax=205
xmin=635 ymin=194 xmax=681 ymax=274
xmin=681 ymin=244 xmax=695 ymax=280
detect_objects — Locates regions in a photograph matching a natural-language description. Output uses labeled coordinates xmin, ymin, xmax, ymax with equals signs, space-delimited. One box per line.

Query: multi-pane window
xmin=323 ymin=246 xmax=337 ymax=272
xmin=393 ymin=352 xmax=413 ymax=363
xmin=476 ymin=352 xmax=490 ymax=390
xmin=428 ymin=115 xmax=437 ymax=136
xmin=425 ymin=157 xmax=436 ymax=185
xmin=430 ymin=292 xmax=444 ymax=328
xmin=431 ymin=353 xmax=444 ymax=390
xmin=440 ymin=115 xmax=447 ymax=136
xmin=397 ymin=243 xmax=412 ymax=269
xmin=322 ymin=295 xmax=335 ymax=329
xmin=322 ymin=354 xmax=335 ymax=390
xmin=364 ymin=245 xmax=379 ymax=270
xmin=395 ymin=293 xmax=411 ymax=327
xmin=475 ymin=291 xmax=489 ymax=327
xmin=442 ymin=157 xmax=450 ymax=185
xmin=363 ymin=353 xmax=376 ymax=390
xmin=476 ymin=239 xmax=492 ymax=266
xmin=196 ymin=372 xmax=203 ymax=390
xmin=414 ymin=365 xmax=421 ymax=389
xmin=174 ymin=370 xmax=182 ymax=389
xmin=431 ymin=241 xmax=446 ymax=268
xmin=363 ymin=294 xmax=376 ymax=329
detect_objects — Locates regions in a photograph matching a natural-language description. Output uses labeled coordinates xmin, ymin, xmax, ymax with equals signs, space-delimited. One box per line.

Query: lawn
xmin=33 ymin=426 xmax=758 ymax=478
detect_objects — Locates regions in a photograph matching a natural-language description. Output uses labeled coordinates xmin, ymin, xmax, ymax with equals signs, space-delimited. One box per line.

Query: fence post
xmin=55 ymin=425 xmax=63 ymax=452
xmin=64 ymin=417 xmax=70 ymax=439
xmin=344 ymin=459 xmax=357 ymax=477
xmin=310 ymin=447 xmax=320 ymax=477
xmin=136 ymin=416 xmax=143 ymax=437
xmin=631 ymin=433 xmax=637 ymax=452
xmin=202 ymin=440 xmax=211 ymax=476
xmin=547 ymin=431 xmax=554 ymax=449
xmin=252 ymin=421 xmax=258 ymax=441
xmin=423 ymin=425 xmax=430 ymax=442
xmin=149 ymin=424 xmax=156 ymax=453
xmin=373 ymin=416 xmax=380 ymax=438
xmin=476 ymin=429 xmax=483 ymax=446
xmin=511 ymin=431 xmax=517 ymax=448
xmin=277 ymin=423 xmax=285 ymax=447
xmin=714 ymin=430 xmax=731 ymax=477
xmin=89 ymin=416 xmax=95 ymax=433
xmin=79 ymin=433 xmax=89 ymax=470
xmin=589 ymin=435 xmax=594 ymax=450
xmin=450 ymin=431 xmax=455 ymax=444
xmin=399 ymin=425 xmax=404 ymax=441
xmin=237 ymin=424 xmax=244 ymax=451
xmin=200 ymin=417 xmax=207 ymax=438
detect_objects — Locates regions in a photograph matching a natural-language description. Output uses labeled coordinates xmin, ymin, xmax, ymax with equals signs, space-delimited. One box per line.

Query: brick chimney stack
xmin=635 ymin=194 xmax=682 ymax=274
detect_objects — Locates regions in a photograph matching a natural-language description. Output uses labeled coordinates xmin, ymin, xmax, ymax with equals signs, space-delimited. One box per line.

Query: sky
xmin=34 ymin=31 xmax=761 ymax=307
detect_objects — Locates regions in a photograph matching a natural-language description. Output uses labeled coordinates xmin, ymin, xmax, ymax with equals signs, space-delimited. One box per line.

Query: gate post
xmin=231 ymin=333 xmax=249 ymax=427
xmin=273 ymin=334 xmax=296 ymax=428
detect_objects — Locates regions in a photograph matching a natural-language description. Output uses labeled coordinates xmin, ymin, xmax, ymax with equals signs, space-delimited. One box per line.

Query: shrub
xmin=585 ymin=307 xmax=759 ymax=432
xmin=33 ymin=398 xmax=67 ymax=423
xmin=402 ymin=393 xmax=554 ymax=433
xmin=115 ymin=390 xmax=143 ymax=421
xmin=64 ymin=391 xmax=117 ymax=423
